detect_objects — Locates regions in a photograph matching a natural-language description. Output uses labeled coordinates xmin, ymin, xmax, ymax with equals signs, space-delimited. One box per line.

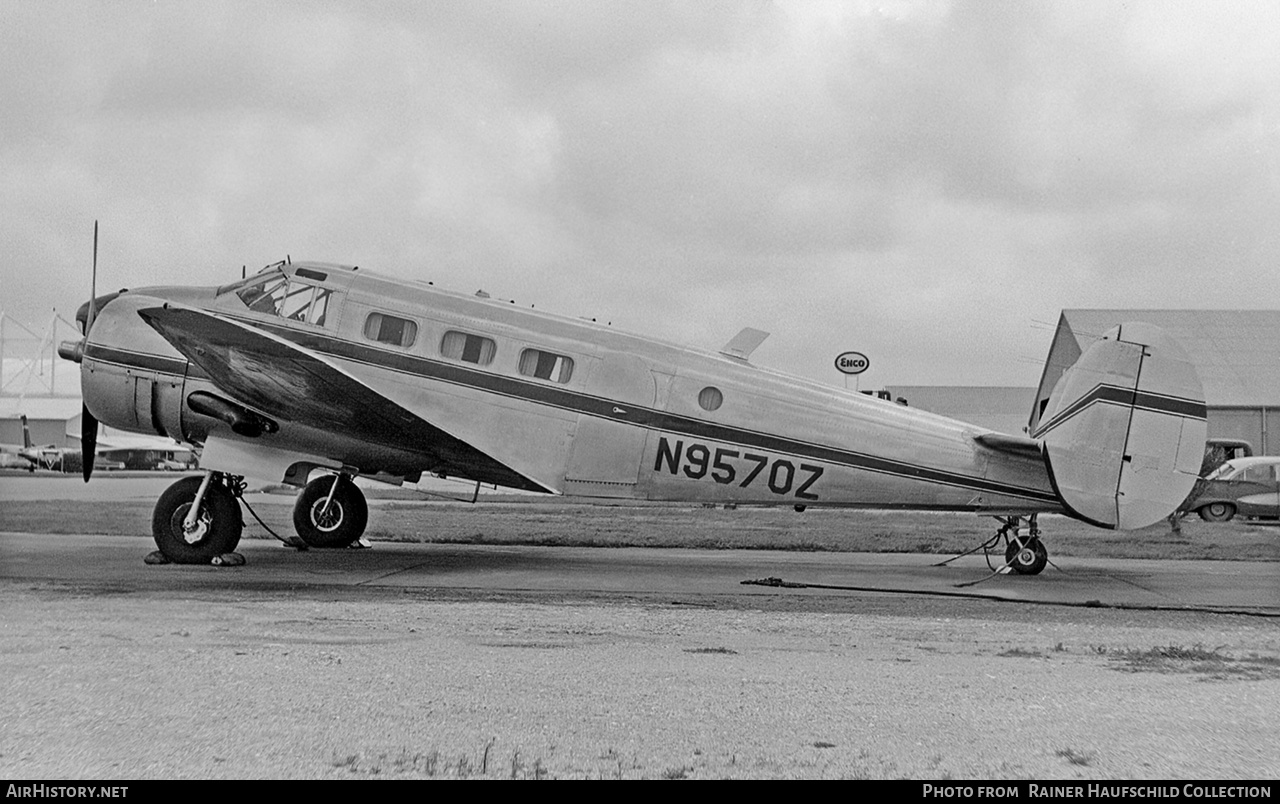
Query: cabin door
xmin=565 ymin=353 xmax=656 ymax=494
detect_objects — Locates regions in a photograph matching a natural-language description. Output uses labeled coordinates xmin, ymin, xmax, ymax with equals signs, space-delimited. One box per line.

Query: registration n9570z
xmin=654 ymin=437 xmax=824 ymax=499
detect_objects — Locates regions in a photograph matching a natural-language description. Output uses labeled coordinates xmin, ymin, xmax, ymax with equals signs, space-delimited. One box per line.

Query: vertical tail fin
xmin=21 ymin=414 xmax=32 ymax=450
xmin=1033 ymin=323 xmax=1206 ymax=529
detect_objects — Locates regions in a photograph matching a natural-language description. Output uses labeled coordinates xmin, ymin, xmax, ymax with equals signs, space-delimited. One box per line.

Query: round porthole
xmin=698 ymin=386 xmax=723 ymax=412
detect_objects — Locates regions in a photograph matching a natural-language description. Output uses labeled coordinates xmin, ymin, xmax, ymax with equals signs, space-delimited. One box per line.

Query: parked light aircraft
xmin=0 ymin=415 xmax=69 ymax=471
xmin=0 ymin=415 xmax=40 ymax=471
xmin=0 ymin=414 xmax=172 ymax=472
xmin=58 ymin=260 xmax=1207 ymax=569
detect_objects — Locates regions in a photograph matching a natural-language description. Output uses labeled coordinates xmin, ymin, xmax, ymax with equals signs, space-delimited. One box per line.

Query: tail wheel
xmin=293 ymin=475 xmax=368 ymax=548
xmin=152 ymin=475 xmax=243 ymax=564
xmin=1005 ymin=537 xmax=1048 ymax=575
xmin=1198 ymin=502 xmax=1236 ymax=522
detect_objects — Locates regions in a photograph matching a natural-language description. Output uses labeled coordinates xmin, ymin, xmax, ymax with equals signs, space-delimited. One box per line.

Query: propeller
xmin=82 ymin=221 xmax=99 ymax=482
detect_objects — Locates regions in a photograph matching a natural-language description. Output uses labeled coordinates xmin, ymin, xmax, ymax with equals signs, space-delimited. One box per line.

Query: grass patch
xmin=1055 ymin=747 xmax=1095 ymax=767
xmin=1102 ymin=644 xmax=1280 ymax=680
xmin=4 ymin=495 xmax=1280 ymax=561
xmin=996 ymin=647 xmax=1043 ymax=659
xmin=331 ymin=739 xmax=532 ymax=778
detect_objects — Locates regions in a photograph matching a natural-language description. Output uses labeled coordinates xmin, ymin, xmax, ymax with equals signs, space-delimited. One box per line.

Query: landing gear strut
xmin=936 ymin=513 xmax=1050 ymax=577
xmin=152 ymin=472 xmax=244 ymax=564
xmin=293 ymin=473 xmax=368 ymax=548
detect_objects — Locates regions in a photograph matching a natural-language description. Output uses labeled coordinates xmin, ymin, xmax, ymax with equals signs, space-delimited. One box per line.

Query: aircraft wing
xmin=137 ymin=305 xmax=551 ymax=492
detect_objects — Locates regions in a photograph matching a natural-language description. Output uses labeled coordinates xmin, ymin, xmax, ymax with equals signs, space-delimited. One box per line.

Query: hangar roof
xmin=885 ymin=385 xmax=1036 ymax=436
xmin=1053 ymin=310 xmax=1280 ymax=408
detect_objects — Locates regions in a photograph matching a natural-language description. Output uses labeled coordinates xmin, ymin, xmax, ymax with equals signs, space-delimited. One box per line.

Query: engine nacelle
xmin=80 ymin=293 xmax=191 ymax=442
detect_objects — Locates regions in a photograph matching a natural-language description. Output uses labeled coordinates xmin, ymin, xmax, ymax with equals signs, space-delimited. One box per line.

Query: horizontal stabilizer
xmin=1035 ymin=322 xmax=1206 ymax=529
xmin=973 ymin=432 xmax=1042 ymax=459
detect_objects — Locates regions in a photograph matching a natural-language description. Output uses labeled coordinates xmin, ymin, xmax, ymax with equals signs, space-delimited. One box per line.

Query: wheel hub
xmin=311 ymin=500 xmax=344 ymax=532
xmin=174 ymin=503 xmax=211 ymax=545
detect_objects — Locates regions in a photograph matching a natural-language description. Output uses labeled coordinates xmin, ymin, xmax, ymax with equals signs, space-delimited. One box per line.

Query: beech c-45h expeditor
xmin=58 ymin=260 xmax=1207 ymax=569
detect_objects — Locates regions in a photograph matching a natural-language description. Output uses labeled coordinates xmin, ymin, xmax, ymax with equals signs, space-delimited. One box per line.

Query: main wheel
xmin=1197 ymin=502 xmax=1236 ymax=522
xmin=293 ymin=475 xmax=368 ymax=548
xmin=152 ymin=475 xmax=243 ymax=564
xmin=1005 ymin=536 xmax=1048 ymax=575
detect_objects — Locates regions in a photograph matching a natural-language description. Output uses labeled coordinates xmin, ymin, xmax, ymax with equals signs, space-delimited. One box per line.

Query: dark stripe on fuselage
xmin=1031 ymin=383 xmax=1207 ymax=439
xmin=215 ymin=315 xmax=1058 ymax=504
xmin=85 ymin=344 xmax=192 ymax=378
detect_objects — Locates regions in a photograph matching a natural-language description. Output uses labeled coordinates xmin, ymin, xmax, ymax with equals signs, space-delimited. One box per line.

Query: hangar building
xmin=0 ymin=397 xmax=82 ymax=448
xmin=891 ymin=310 xmax=1280 ymax=456
xmin=882 ymin=386 xmax=1036 ymax=437
xmin=1032 ymin=310 xmax=1280 ymax=455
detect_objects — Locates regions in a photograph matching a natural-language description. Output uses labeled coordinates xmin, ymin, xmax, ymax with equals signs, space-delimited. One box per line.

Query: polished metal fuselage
xmin=78 ymin=263 xmax=1060 ymax=513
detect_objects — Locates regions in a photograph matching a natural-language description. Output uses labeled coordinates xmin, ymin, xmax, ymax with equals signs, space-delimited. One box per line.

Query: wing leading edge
xmin=137 ymin=305 xmax=552 ymax=493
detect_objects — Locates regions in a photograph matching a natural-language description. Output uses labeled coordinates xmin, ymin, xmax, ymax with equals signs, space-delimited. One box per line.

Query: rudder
xmin=1033 ymin=323 xmax=1206 ymax=529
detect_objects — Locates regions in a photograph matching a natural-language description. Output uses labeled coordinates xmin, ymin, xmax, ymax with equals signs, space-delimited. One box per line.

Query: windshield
xmin=216 ymin=263 xmax=287 ymax=296
xmin=236 ymin=273 xmax=334 ymax=326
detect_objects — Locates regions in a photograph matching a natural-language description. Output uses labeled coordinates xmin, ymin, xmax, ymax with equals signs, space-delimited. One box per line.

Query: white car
xmin=1186 ymin=456 xmax=1280 ymax=522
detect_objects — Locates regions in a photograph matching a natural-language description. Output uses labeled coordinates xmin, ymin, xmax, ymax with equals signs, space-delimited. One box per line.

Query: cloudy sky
xmin=2 ymin=0 xmax=1277 ymax=391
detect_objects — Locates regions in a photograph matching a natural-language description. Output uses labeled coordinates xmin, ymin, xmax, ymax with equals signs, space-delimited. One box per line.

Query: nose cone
xmin=75 ymin=290 xmax=125 ymax=334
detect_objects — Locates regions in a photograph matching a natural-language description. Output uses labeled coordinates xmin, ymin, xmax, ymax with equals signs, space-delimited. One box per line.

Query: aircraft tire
xmin=1005 ymin=537 xmax=1048 ymax=575
xmin=1197 ymin=502 xmax=1236 ymax=522
xmin=293 ymin=475 xmax=368 ymax=548
xmin=152 ymin=476 xmax=243 ymax=564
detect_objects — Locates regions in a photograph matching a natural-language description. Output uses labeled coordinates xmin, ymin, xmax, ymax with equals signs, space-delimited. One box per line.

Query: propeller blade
xmin=81 ymin=404 xmax=98 ymax=482
xmin=87 ymin=220 xmax=99 ymax=334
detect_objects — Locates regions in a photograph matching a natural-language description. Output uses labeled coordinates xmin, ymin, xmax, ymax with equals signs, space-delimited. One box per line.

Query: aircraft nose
xmin=75 ymin=290 xmax=124 ymax=335
xmin=59 ymin=290 xmax=127 ymax=363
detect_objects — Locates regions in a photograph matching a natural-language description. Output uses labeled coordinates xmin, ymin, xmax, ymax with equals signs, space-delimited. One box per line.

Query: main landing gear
xmin=152 ymin=473 xmax=244 ymax=565
xmin=936 ymin=514 xmax=1049 ymax=577
xmin=150 ymin=471 xmax=370 ymax=564
xmin=293 ymin=473 xmax=368 ymax=548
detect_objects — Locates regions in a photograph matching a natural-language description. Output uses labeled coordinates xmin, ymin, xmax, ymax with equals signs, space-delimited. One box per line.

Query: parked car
xmin=1184 ymin=456 xmax=1280 ymax=522
xmin=154 ymin=458 xmax=190 ymax=471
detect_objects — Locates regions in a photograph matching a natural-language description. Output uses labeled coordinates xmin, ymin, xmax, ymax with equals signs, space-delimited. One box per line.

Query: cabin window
xmin=237 ymin=275 xmax=333 ymax=327
xmin=518 ymin=349 xmax=574 ymax=383
xmin=441 ymin=330 xmax=496 ymax=366
xmin=698 ymin=386 xmax=723 ymax=412
xmin=364 ymin=313 xmax=418 ymax=348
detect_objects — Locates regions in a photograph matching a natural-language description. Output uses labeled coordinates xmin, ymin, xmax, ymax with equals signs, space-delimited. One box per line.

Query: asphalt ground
xmin=0 ymin=474 xmax=1277 ymax=780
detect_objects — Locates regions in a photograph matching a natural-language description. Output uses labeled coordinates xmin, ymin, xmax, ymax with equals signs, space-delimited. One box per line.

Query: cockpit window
xmin=236 ymin=274 xmax=333 ymax=326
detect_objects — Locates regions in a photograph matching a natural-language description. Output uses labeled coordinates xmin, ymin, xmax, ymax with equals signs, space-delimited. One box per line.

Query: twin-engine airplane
xmin=0 ymin=416 xmax=42 ymax=471
xmin=58 ymin=260 xmax=1207 ymax=570
xmin=0 ymin=415 xmax=84 ymax=472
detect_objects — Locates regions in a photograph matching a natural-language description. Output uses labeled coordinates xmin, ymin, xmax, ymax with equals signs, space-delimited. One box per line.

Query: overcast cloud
xmin=2 ymin=0 xmax=1277 ymax=389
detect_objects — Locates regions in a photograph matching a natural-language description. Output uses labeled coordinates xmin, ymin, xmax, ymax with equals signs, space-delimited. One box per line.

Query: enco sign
xmin=834 ymin=351 xmax=869 ymax=375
